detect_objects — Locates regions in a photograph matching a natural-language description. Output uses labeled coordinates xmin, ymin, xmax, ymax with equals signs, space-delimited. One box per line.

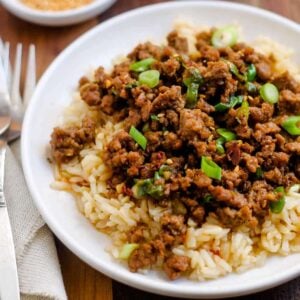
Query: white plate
xmin=1 ymin=0 xmax=116 ymax=26
xmin=21 ymin=1 xmax=300 ymax=298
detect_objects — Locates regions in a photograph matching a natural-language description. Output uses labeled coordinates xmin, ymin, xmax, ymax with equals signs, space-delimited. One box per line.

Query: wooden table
xmin=1 ymin=0 xmax=299 ymax=299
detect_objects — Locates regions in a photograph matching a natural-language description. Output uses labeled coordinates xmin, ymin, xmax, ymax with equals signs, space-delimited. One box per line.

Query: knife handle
xmin=0 ymin=145 xmax=6 ymax=207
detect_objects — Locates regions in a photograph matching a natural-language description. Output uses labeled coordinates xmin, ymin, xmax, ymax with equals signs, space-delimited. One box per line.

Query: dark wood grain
xmin=0 ymin=0 xmax=299 ymax=299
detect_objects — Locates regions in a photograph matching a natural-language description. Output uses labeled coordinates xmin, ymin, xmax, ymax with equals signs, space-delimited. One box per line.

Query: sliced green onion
xmin=201 ymin=156 xmax=222 ymax=180
xmin=202 ymin=194 xmax=213 ymax=204
xmin=183 ymin=68 xmax=204 ymax=85
xmin=216 ymin=137 xmax=225 ymax=154
xmin=189 ymin=68 xmax=204 ymax=85
xmin=186 ymin=82 xmax=199 ymax=107
xmin=111 ymin=88 xmax=119 ymax=96
xmin=246 ymin=64 xmax=256 ymax=82
xmin=214 ymin=95 xmax=243 ymax=112
xmin=150 ymin=114 xmax=159 ymax=121
xmin=158 ymin=165 xmax=173 ymax=179
xmin=226 ymin=61 xmax=245 ymax=81
xmin=125 ymin=82 xmax=138 ymax=89
xmin=270 ymin=186 xmax=285 ymax=214
xmin=236 ymin=100 xmax=249 ymax=122
xmin=214 ymin=102 xmax=231 ymax=112
xmin=132 ymin=179 xmax=152 ymax=199
xmin=130 ymin=58 xmax=155 ymax=72
xmin=142 ymin=123 xmax=150 ymax=133
xmin=132 ymin=184 xmax=143 ymax=199
xmin=275 ymin=186 xmax=285 ymax=193
xmin=158 ymin=165 xmax=172 ymax=176
xmin=119 ymin=243 xmax=139 ymax=259
xmin=230 ymin=95 xmax=244 ymax=107
xmin=255 ymin=167 xmax=264 ymax=179
xmin=270 ymin=197 xmax=285 ymax=214
xmin=154 ymin=171 xmax=161 ymax=181
xmin=139 ymin=70 xmax=160 ymax=88
xmin=183 ymin=68 xmax=203 ymax=108
xmin=227 ymin=62 xmax=239 ymax=77
xmin=260 ymin=83 xmax=279 ymax=104
xmin=129 ymin=126 xmax=147 ymax=150
xmin=211 ymin=25 xmax=239 ymax=48
xmin=282 ymin=116 xmax=300 ymax=136
xmin=216 ymin=128 xmax=236 ymax=142
xmin=146 ymin=184 xmax=164 ymax=199
xmin=132 ymin=177 xmax=164 ymax=200
xmin=246 ymin=82 xmax=257 ymax=93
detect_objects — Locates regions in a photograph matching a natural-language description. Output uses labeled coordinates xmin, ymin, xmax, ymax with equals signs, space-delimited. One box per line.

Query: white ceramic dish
xmin=21 ymin=1 xmax=300 ymax=298
xmin=0 ymin=0 xmax=116 ymax=26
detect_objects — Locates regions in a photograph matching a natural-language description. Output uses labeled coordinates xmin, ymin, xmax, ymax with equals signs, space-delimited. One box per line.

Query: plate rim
xmin=21 ymin=1 xmax=300 ymax=298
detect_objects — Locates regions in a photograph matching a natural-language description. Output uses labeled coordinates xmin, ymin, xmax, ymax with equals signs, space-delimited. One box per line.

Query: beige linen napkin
xmin=5 ymin=140 xmax=67 ymax=300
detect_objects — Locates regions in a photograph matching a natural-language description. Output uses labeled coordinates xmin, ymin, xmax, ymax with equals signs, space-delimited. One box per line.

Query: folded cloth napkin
xmin=5 ymin=140 xmax=67 ymax=300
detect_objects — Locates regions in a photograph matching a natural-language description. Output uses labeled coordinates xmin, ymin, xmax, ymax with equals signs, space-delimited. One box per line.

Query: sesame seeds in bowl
xmin=1 ymin=0 xmax=116 ymax=26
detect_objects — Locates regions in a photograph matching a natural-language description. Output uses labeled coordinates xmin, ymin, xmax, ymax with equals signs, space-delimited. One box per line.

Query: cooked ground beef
xmin=50 ymin=117 xmax=96 ymax=163
xmin=50 ymin=27 xmax=300 ymax=280
xmin=163 ymin=255 xmax=190 ymax=280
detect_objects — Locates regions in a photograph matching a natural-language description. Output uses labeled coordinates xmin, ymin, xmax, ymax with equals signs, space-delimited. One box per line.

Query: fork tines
xmin=0 ymin=38 xmax=36 ymax=116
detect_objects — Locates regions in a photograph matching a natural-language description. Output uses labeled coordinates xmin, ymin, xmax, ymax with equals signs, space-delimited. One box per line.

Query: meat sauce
xmin=50 ymin=28 xmax=300 ymax=279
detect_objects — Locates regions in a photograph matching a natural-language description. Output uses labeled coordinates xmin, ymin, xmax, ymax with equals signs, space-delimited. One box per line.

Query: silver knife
xmin=0 ymin=53 xmax=20 ymax=300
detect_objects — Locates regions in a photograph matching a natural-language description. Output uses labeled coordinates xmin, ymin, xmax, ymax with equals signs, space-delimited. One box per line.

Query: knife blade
xmin=0 ymin=58 xmax=20 ymax=300
xmin=0 ymin=204 xmax=20 ymax=300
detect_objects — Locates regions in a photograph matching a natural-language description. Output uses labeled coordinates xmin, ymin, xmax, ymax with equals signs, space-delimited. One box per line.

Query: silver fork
xmin=0 ymin=40 xmax=36 ymax=300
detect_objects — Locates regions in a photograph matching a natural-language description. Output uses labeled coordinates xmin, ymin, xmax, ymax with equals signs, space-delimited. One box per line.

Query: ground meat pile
xmin=50 ymin=28 xmax=300 ymax=279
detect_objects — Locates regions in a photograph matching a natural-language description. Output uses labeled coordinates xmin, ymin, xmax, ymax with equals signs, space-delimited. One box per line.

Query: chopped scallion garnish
xmin=216 ymin=128 xmax=236 ymax=142
xmin=130 ymin=58 xmax=156 ymax=72
xmin=189 ymin=68 xmax=204 ymax=85
xmin=246 ymin=82 xmax=257 ymax=93
xmin=236 ymin=100 xmax=249 ymax=122
xmin=228 ymin=62 xmax=241 ymax=77
xmin=281 ymin=116 xmax=300 ymax=136
xmin=139 ymin=70 xmax=160 ymax=88
xmin=270 ymin=186 xmax=285 ymax=214
xmin=119 ymin=243 xmax=139 ymax=259
xmin=154 ymin=171 xmax=161 ymax=181
xmin=260 ymin=83 xmax=279 ymax=104
xmin=255 ymin=167 xmax=264 ymax=179
xmin=183 ymin=68 xmax=204 ymax=108
xmin=214 ymin=102 xmax=230 ymax=112
xmin=132 ymin=175 xmax=164 ymax=200
xmin=216 ymin=138 xmax=225 ymax=154
xmin=214 ymin=95 xmax=243 ymax=112
xmin=223 ymin=60 xmax=245 ymax=81
xmin=201 ymin=156 xmax=222 ymax=180
xmin=129 ymin=126 xmax=147 ymax=150
xmin=211 ymin=25 xmax=238 ymax=48
xmin=132 ymin=179 xmax=150 ymax=199
xmin=146 ymin=184 xmax=164 ymax=198
xmin=246 ymin=64 xmax=256 ymax=82
xmin=158 ymin=165 xmax=172 ymax=177
xmin=202 ymin=194 xmax=213 ymax=203
xmin=186 ymin=82 xmax=199 ymax=107
xmin=150 ymin=114 xmax=159 ymax=121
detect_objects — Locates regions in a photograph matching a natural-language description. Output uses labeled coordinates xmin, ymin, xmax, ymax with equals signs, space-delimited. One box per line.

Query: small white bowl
xmin=0 ymin=0 xmax=116 ymax=26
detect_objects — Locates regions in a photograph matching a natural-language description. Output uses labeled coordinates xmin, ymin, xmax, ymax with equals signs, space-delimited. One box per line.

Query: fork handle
xmin=0 ymin=142 xmax=6 ymax=207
